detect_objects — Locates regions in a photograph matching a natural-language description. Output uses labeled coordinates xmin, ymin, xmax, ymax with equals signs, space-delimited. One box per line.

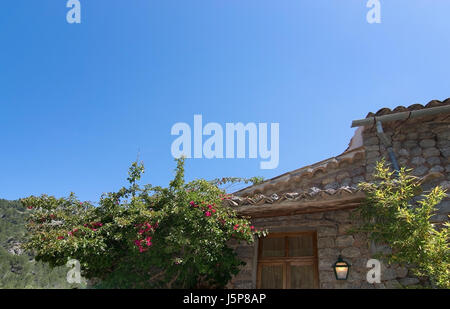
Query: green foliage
xmin=355 ymin=160 xmax=450 ymax=288
xmin=22 ymin=158 xmax=266 ymax=288
xmin=0 ymin=199 xmax=82 ymax=289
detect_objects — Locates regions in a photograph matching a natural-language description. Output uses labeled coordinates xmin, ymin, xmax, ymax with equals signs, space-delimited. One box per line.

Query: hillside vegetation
xmin=0 ymin=199 xmax=84 ymax=288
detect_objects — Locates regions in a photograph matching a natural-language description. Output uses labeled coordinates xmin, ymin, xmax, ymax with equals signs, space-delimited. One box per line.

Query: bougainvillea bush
xmin=22 ymin=158 xmax=266 ymax=288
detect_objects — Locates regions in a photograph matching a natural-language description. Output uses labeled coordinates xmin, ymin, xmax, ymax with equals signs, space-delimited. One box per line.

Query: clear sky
xmin=1 ymin=1 xmax=449 ymax=202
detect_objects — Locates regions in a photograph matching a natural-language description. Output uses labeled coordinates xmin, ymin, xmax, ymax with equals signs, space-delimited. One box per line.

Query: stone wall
xmin=362 ymin=115 xmax=450 ymax=222
xmin=227 ymin=209 xmax=424 ymax=289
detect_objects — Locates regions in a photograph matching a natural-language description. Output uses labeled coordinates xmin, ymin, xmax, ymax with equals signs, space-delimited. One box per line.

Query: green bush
xmin=355 ymin=160 xmax=449 ymax=288
xmin=22 ymin=158 xmax=266 ymax=288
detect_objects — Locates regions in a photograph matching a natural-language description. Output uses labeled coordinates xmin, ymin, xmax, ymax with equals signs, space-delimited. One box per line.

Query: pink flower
xmin=145 ymin=236 xmax=152 ymax=246
xmin=189 ymin=201 xmax=195 ymax=206
xmin=139 ymin=247 xmax=147 ymax=253
xmin=251 ymin=226 xmax=255 ymax=230
xmin=205 ymin=211 xmax=212 ymax=217
xmin=208 ymin=205 xmax=212 ymax=209
xmin=212 ymin=209 xmax=216 ymax=213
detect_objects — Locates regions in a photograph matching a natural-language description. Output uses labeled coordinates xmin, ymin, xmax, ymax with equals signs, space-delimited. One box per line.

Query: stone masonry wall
xmin=362 ymin=116 xmax=450 ymax=222
xmin=227 ymin=209 xmax=423 ymax=289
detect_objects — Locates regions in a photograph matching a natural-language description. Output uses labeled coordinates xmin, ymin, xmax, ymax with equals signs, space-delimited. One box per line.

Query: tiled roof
xmin=234 ymin=146 xmax=365 ymax=197
xmin=229 ymin=172 xmax=445 ymax=218
xmin=224 ymin=186 xmax=360 ymax=207
xmin=365 ymin=98 xmax=450 ymax=118
xmin=230 ymin=98 xmax=449 ymax=216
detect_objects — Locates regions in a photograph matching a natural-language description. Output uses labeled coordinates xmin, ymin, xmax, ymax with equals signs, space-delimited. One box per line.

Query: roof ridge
xmin=366 ymin=98 xmax=450 ymax=118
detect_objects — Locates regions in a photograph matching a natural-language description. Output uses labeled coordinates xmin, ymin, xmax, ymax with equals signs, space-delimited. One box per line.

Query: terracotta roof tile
xmin=232 ymin=98 xmax=449 ymax=204
xmin=228 ymin=172 xmax=445 ymax=211
xmin=225 ymin=185 xmax=361 ymax=207
xmin=233 ymin=146 xmax=365 ymax=197
xmin=365 ymin=98 xmax=450 ymax=118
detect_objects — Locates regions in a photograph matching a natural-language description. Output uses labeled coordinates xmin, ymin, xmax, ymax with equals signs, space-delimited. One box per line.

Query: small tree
xmin=22 ymin=158 xmax=266 ymax=288
xmin=355 ymin=160 xmax=449 ymax=288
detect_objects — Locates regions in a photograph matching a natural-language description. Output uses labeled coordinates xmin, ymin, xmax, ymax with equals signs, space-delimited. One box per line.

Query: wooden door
xmin=257 ymin=232 xmax=319 ymax=289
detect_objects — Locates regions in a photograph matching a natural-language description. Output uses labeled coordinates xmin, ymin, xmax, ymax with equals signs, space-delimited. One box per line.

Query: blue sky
xmin=1 ymin=1 xmax=449 ymax=202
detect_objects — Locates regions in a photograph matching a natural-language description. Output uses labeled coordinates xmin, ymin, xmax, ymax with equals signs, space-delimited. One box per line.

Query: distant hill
xmin=0 ymin=199 xmax=85 ymax=288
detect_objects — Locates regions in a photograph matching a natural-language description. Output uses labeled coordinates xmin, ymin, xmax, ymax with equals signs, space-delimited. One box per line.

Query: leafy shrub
xmin=355 ymin=160 xmax=449 ymax=288
xmin=22 ymin=158 xmax=266 ymax=288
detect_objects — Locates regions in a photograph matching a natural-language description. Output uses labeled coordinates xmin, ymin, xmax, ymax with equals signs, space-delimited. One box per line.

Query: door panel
xmin=260 ymin=237 xmax=285 ymax=258
xmin=258 ymin=264 xmax=284 ymax=289
xmin=288 ymin=263 xmax=316 ymax=289
xmin=288 ymin=234 xmax=314 ymax=257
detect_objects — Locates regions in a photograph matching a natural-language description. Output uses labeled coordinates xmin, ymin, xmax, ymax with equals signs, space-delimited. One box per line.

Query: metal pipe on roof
xmin=351 ymin=104 xmax=450 ymax=128
xmin=376 ymin=120 xmax=400 ymax=172
xmin=350 ymin=103 xmax=450 ymax=173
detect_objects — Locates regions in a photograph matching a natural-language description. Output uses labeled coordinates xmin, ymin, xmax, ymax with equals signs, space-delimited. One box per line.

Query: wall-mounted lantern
xmin=332 ymin=255 xmax=350 ymax=280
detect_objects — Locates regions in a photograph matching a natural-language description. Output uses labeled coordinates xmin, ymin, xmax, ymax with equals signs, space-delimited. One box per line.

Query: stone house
xmin=226 ymin=99 xmax=450 ymax=289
